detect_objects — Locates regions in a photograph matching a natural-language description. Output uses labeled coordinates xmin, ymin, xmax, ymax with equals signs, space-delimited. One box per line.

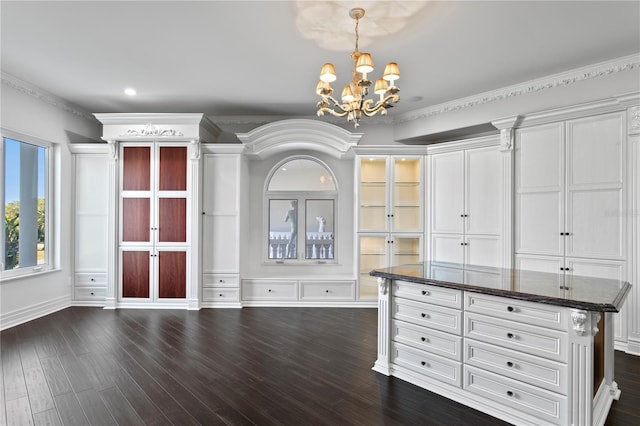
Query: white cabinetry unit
xmin=71 ymin=145 xmax=111 ymax=306
xmin=356 ymin=155 xmax=423 ymax=300
xmin=428 ymin=137 xmax=503 ymax=268
xmin=201 ymin=146 xmax=245 ymax=308
xmin=241 ymin=279 xmax=356 ymax=305
xmin=514 ymin=112 xmax=627 ymax=341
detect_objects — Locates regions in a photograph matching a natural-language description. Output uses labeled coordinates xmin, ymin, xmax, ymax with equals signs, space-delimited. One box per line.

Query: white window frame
xmin=1 ymin=129 xmax=55 ymax=280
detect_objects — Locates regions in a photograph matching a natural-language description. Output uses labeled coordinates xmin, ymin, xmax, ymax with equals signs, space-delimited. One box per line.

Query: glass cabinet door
xmin=358 ymin=235 xmax=388 ymax=300
xmin=391 ymin=235 xmax=421 ymax=266
xmin=392 ymin=157 xmax=421 ymax=232
xmin=359 ymin=158 xmax=388 ymax=232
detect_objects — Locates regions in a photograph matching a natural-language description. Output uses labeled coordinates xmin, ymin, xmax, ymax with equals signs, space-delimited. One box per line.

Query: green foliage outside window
xmin=3 ymin=199 xmax=45 ymax=270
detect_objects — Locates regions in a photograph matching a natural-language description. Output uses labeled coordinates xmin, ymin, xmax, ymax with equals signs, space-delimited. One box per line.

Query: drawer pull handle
xmin=219 ymin=294 xmax=223 ymax=297
xmin=90 ymin=278 xmax=95 ymax=282
xmin=325 ymin=290 xmax=330 ymax=293
xmin=421 ymin=337 xmax=428 ymax=342
xmin=90 ymin=292 xmax=95 ymax=296
xmin=506 ymin=391 xmax=514 ymax=397
xmin=507 ymin=333 xmax=515 ymax=339
xmin=506 ymin=361 xmax=514 ymax=367
xmin=421 ymin=290 xmax=429 ymax=296
xmin=507 ymin=306 xmax=514 ymax=312
xmin=268 ymin=289 xmax=273 ymax=293
xmin=421 ymin=313 xmax=428 ymax=318
xmin=421 ymin=361 xmax=428 ymax=367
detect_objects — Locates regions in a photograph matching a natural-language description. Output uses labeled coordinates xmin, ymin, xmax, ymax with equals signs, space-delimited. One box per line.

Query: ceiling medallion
xmin=315 ymin=7 xmax=400 ymax=128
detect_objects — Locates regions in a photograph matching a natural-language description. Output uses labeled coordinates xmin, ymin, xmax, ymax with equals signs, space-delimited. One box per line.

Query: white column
xmin=568 ymin=309 xmax=598 ymax=426
xmin=104 ymin=140 xmax=118 ymax=309
xmin=18 ymin=142 xmax=39 ymax=267
xmin=372 ymin=276 xmax=392 ymax=375
xmin=625 ymin=104 xmax=640 ymax=354
xmin=188 ymin=139 xmax=201 ymax=310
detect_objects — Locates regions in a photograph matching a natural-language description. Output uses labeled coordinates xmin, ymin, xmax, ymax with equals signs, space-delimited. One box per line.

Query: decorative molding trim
xmin=499 ymin=128 xmax=514 ymax=152
xmin=628 ymin=106 xmax=640 ymax=135
xmin=377 ymin=277 xmax=388 ymax=295
xmin=236 ymin=118 xmax=363 ymax=159
xmin=397 ymin=54 xmax=640 ymax=124
xmin=67 ymin=142 xmax=110 ymax=155
xmin=119 ymin=124 xmax=184 ymax=137
xmin=571 ymin=310 xmax=601 ymax=336
xmin=1 ymin=72 xmax=97 ymax=122
xmin=189 ymin=139 xmax=201 ymax=160
xmin=0 ymin=295 xmax=71 ymax=331
xmin=107 ymin=140 xmax=118 ymax=160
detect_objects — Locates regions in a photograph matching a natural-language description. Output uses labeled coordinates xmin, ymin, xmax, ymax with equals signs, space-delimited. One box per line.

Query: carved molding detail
xmin=377 ymin=277 xmax=388 ymax=295
xmin=499 ymin=128 xmax=514 ymax=152
xmin=107 ymin=140 xmax=118 ymax=160
xmin=120 ymin=124 xmax=184 ymax=137
xmin=571 ymin=310 xmax=601 ymax=336
xmin=190 ymin=139 xmax=201 ymax=160
xmin=628 ymin=106 xmax=640 ymax=135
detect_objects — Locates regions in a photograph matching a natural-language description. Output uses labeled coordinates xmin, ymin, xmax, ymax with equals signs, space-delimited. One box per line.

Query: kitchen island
xmin=370 ymin=262 xmax=631 ymax=426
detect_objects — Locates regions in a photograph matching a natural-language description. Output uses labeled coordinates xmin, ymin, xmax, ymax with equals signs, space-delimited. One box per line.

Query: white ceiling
xmin=2 ymin=0 xmax=639 ymax=119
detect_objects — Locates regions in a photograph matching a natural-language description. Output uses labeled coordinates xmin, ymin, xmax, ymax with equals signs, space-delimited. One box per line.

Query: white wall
xmin=0 ymin=76 xmax=101 ymax=329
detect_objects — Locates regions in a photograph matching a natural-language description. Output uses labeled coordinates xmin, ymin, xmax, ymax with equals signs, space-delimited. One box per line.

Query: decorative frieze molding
xmin=1 ymin=72 xmax=96 ymax=122
xmin=397 ymin=54 xmax=640 ymax=125
xmin=119 ymin=124 xmax=184 ymax=138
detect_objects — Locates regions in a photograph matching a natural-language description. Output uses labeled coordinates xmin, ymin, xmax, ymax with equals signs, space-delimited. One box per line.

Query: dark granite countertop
xmin=370 ymin=261 xmax=631 ymax=312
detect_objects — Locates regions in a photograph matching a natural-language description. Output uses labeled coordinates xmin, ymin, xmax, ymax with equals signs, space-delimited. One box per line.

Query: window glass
xmin=2 ymin=137 xmax=50 ymax=276
xmin=305 ymin=200 xmax=334 ymax=260
xmin=268 ymin=159 xmax=336 ymax=191
xmin=269 ymin=199 xmax=298 ymax=259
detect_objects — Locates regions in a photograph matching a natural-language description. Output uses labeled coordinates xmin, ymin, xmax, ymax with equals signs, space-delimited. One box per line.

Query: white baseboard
xmin=0 ymin=295 xmax=71 ymax=331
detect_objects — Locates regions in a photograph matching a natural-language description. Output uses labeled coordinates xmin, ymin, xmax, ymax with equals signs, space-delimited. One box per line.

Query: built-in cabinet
xmin=201 ymin=146 xmax=244 ymax=307
xmin=427 ymin=138 xmax=504 ymax=268
xmin=71 ymin=146 xmax=110 ymax=305
xmin=514 ymin=112 xmax=628 ymax=342
xmin=356 ymin=155 xmax=423 ymax=300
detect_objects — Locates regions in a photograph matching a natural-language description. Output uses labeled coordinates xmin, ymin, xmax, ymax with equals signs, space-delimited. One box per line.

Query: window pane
xmin=3 ymin=138 xmax=47 ymax=271
xmin=268 ymin=199 xmax=297 ymax=259
xmin=305 ymin=200 xmax=334 ymax=259
xmin=268 ymin=159 xmax=336 ymax=191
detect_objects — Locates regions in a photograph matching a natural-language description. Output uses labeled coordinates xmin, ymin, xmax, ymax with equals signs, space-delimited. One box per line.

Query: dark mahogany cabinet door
xmin=122 ymin=251 xmax=150 ymax=298
xmin=158 ymin=251 xmax=187 ymax=298
xmin=158 ymin=198 xmax=187 ymax=243
xmin=123 ymin=147 xmax=151 ymax=191
xmin=159 ymin=146 xmax=187 ymax=191
xmin=122 ymin=198 xmax=150 ymax=242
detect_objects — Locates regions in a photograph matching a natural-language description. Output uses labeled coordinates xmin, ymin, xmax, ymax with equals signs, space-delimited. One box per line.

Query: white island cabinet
xmin=372 ymin=261 xmax=631 ymax=426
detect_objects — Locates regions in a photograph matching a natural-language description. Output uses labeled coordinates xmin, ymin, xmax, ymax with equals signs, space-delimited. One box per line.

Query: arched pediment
xmin=236 ymin=119 xmax=362 ymax=159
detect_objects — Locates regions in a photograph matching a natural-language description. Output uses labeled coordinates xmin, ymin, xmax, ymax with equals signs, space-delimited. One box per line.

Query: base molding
xmin=0 ymin=295 xmax=70 ymax=331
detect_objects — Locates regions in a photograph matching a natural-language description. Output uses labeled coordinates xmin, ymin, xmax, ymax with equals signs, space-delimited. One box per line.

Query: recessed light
xmin=124 ymin=88 xmax=137 ymax=96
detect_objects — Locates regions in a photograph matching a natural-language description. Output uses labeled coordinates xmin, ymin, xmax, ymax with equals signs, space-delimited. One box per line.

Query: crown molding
xmin=396 ymin=53 xmax=640 ymax=125
xmin=1 ymin=72 xmax=96 ymax=122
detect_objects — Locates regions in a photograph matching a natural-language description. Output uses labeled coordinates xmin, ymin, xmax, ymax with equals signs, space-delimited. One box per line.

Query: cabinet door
xmin=392 ymin=157 xmax=422 ymax=232
xmin=565 ymin=113 xmax=624 ymax=259
xmin=430 ymin=233 xmax=464 ymax=264
xmin=359 ymin=157 xmax=388 ymax=232
xmin=121 ymin=249 xmax=151 ymax=299
xmin=431 ymin=151 xmax=464 ymax=234
xmin=465 ymin=147 xmax=501 ymax=236
xmin=390 ymin=235 xmax=421 ymax=267
xmin=359 ymin=235 xmax=388 ymax=299
xmin=157 ymin=249 xmax=187 ymax=298
xmin=121 ymin=145 xmax=152 ymax=245
xmin=465 ymin=235 xmax=501 ymax=268
xmin=515 ymin=123 xmax=565 ymax=256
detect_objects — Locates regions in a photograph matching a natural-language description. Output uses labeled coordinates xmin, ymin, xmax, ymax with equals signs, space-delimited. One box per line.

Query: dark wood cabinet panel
xmin=122 ymin=198 xmax=150 ymax=242
xmin=158 ymin=198 xmax=187 ymax=243
xmin=122 ymin=147 xmax=150 ymax=191
xmin=159 ymin=147 xmax=187 ymax=191
xmin=122 ymin=251 xmax=150 ymax=298
xmin=158 ymin=251 xmax=186 ymax=298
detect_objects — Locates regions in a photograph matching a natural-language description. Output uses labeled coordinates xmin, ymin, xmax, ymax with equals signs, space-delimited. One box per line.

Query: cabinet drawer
xmin=394 ymin=280 xmax=462 ymax=309
xmin=465 ymin=312 xmax=567 ymax=362
xmin=391 ymin=342 xmax=461 ymax=388
xmin=300 ymin=281 xmax=355 ymax=301
xmin=203 ymin=274 xmax=240 ymax=288
xmin=242 ymin=280 xmax=297 ymax=301
xmin=203 ymin=288 xmax=240 ymax=302
xmin=464 ymin=366 xmax=567 ymax=425
xmin=75 ymin=273 xmax=107 ymax=287
xmin=464 ymin=339 xmax=567 ymax=394
xmin=393 ymin=298 xmax=462 ymax=335
xmin=74 ymin=286 xmax=106 ymax=300
xmin=392 ymin=319 xmax=462 ymax=361
xmin=465 ymin=292 xmax=568 ymax=331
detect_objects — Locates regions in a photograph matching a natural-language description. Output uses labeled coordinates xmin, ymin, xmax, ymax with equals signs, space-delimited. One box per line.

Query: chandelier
xmin=315 ymin=7 xmax=400 ymax=128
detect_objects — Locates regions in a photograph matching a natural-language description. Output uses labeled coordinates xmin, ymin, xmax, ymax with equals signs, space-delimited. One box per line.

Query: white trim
xmin=0 ymin=295 xmax=70 ymax=331
xmin=67 ymin=143 xmax=110 ymax=155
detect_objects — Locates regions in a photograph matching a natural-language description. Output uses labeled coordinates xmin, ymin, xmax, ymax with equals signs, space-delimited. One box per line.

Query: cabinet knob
xmin=421 ymin=337 xmax=428 ymax=342
xmin=506 ymin=391 xmax=514 ymax=397
xmin=421 ymin=290 xmax=429 ymax=296
xmin=507 ymin=333 xmax=515 ymax=339
xmin=325 ymin=290 xmax=330 ymax=293
xmin=90 ymin=278 xmax=95 ymax=282
xmin=268 ymin=289 xmax=273 ymax=293
xmin=219 ymin=279 xmax=224 ymax=283
xmin=506 ymin=361 xmax=514 ymax=368
xmin=507 ymin=306 xmax=514 ymax=312
xmin=219 ymin=293 xmax=223 ymax=297
xmin=421 ymin=361 xmax=428 ymax=367
xmin=90 ymin=292 xmax=95 ymax=296
xmin=421 ymin=313 xmax=428 ymax=318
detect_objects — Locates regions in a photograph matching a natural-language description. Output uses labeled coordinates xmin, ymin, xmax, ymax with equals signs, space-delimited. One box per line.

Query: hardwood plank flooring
xmin=0 ymin=307 xmax=637 ymax=425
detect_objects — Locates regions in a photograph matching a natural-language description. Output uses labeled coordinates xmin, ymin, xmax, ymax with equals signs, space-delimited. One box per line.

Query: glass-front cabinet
xmin=356 ymin=155 xmax=423 ymax=300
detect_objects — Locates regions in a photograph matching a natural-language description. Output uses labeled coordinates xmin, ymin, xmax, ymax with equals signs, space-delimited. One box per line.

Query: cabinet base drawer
xmin=203 ymin=288 xmax=240 ymax=302
xmin=242 ymin=280 xmax=297 ymax=301
xmin=393 ymin=297 xmax=462 ymax=335
xmin=464 ymin=365 xmax=567 ymax=425
xmin=75 ymin=273 xmax=107 ymax=286
xmin=300 ymin=281 xmax=355 ymax=301
xmin=394 ymin=280 xmax=463 ymax=309
xmin=203 ymin=274 xmax=240 ymax=288
xmin=391 ymin=342 xmax=462 ymax=388
xmin=393 ymin=319 xmax=462 ymax=361
xmin=74 ymin=286 xmax=106 ymax=300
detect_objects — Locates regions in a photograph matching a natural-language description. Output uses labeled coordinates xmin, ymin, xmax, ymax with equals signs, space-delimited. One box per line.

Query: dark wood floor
xmin=0 ymin=307 xmax=638 ymax=426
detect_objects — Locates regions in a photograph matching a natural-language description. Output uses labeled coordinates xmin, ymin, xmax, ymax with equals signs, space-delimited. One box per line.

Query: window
xmin=266 ymin=157 xmax=337 ymax=263
xmin=2 ymin=133 xmax=52 ymax=279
